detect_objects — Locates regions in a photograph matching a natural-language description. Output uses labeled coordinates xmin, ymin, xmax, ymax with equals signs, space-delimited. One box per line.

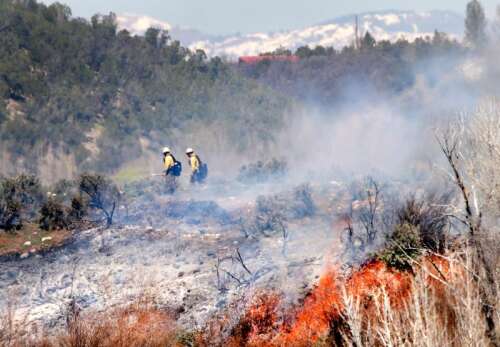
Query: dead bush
xmin=78 ymin=173 xmax=120 ymax=227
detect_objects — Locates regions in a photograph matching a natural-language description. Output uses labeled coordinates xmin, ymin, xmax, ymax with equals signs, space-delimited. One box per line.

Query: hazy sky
xmin=41 ymin=0 xmax=499 ymax=35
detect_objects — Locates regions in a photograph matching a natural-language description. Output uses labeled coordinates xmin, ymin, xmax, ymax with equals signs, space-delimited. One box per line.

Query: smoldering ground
xmin=2 ymin=48 xmax=499 ymax=339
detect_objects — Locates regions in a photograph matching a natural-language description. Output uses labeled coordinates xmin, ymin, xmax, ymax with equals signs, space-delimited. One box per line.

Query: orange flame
xmin=244 ymin=256 xmax=453 ymax=346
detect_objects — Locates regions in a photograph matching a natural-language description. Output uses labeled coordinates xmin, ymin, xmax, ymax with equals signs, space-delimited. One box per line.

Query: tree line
xmin=0 ymin=0 xmax=289 ymax=176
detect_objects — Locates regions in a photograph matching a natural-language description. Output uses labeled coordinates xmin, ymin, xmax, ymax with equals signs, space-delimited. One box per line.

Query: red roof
xmin=238 ymin=55 xmax=300 ymax=64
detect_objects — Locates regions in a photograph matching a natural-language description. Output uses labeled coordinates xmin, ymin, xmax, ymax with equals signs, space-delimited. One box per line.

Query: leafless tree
xmin=78 ymin=174 xmax=120 ymax=227
xmin=436 ymin=99 xmax=500 ymax=345
xmin=359 ymin=178 xmax=381 ymax=244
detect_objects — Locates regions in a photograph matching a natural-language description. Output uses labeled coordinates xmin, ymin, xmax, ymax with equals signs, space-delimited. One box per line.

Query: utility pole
xmin=354 ymin=15 xmax=360 ymax=49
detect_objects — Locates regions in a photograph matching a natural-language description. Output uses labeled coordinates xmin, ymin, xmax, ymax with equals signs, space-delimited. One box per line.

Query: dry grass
xmin=340 ymin=249 xmax=497 ymax=347
xmin=0 ymin=223 xmax=70 ymax=257
xmin=1 ymin=299 xmax=180 ymax=347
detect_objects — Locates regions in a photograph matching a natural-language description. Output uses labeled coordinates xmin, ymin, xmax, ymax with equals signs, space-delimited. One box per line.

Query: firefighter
xmin=162 ymin=147 xmax=175 ymax=175
xmin=186 ymin=148 xmax=206 ymax=183
xmin=162 ymin=147 xmax=181 ymax=194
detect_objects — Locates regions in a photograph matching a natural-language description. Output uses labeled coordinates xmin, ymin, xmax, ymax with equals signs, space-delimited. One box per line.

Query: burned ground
xmin=0 ymin=179 xmax=346 ymax=337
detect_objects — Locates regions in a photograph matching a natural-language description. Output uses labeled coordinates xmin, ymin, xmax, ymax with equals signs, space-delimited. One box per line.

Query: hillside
xmin=0 ymin=0 xmax=291 ymax=181
xmin=0 ymin=1 xmax=471 ymax=182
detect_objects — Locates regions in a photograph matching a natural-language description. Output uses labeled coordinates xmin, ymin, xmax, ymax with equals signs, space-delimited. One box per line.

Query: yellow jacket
xmin=164 ymin=154 xmax=175 ymax=170
xmin=189 ymin=154 xmax=200 ymax=172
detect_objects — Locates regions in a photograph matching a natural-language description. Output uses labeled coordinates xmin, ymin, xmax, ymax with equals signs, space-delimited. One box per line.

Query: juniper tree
xmin=465 ymin=0 xmax=487 ymax=48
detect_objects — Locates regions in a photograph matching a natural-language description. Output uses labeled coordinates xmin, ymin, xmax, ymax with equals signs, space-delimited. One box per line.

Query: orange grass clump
xmin=239 ymin=257 xmax=456 ymax=346
xmin=60 ymin=303 xmax=179 ymax=347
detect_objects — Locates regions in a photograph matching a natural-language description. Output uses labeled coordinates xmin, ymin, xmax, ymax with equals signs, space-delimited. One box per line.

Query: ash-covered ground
xmin=0 ymin=177 xmax=352 ymax=335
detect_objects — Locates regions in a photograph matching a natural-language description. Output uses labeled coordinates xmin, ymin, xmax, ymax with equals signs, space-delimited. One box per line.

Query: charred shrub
xmin=255 ymin=195 xmax=287 ymax=236
xmin=39 ymin=198 xmax=68 ymax=231
xmin=0 ymin=175 xmax=44 ymax=231
xmin=0 ymin=197 xmax=21 ymax=231
xmin=241 ymin=195 xmax=287 ymax=237
xmin=237 ymin=158 xmax=288 ymax=184
xmin=379 ymin=223 xmax=422 ymax=271
xmin=78 ymin=173 xmax=120 ymax=227
xmin=292 ymin=184 xmax=316 ymax=218
xmin=68 ymin=195 xmax=89 ymax=223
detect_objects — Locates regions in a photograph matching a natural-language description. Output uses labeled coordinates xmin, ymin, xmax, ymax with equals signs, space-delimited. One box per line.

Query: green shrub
xmin=379 ymin=223 xmax=422 ymax=271
xmin=396 ymin=194 xmax=449 ymax=253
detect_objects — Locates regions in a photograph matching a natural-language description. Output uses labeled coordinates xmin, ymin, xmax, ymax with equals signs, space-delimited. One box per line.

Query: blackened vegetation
xmin=0 ymin=175 xmax=44 ymax=231
xmin=237 ymin=158 xmax=288 ymax=184
xmin=0 ymin=173 xmax=121 ymax=233
xmin=78 ymin=174 xmax=120 ymax=227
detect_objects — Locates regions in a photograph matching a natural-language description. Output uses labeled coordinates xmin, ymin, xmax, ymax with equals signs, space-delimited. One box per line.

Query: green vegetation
xmin=0 ymin=0 xmax=290 ymax=176
xmin=378 ymin=223 xmax=422 ymax=271
xmin=237 ymin=31 xmax=465 ymax=106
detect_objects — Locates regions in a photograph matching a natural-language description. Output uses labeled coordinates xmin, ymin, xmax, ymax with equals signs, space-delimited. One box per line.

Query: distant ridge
xmin=117 ymin=10 xmax=464 ymax=58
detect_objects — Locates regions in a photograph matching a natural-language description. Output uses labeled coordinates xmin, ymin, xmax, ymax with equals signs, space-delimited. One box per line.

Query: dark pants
xmin=190 ymin=170 xmax=203 ymax=184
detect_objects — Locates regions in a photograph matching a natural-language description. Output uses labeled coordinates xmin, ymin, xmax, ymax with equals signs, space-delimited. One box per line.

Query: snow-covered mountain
xmin=116 ymin=14 xmax=221 ymax=45
xmin=117 ymin=10 xmax=464 ymax=59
